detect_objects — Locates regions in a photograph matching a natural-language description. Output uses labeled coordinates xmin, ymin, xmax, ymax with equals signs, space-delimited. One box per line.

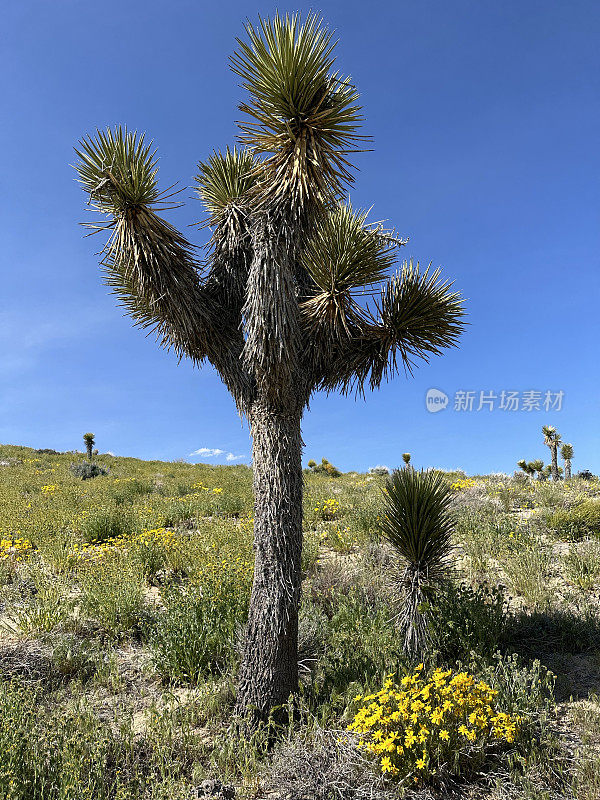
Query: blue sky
xmin=1 ymin=0 xmax=598 ymax=474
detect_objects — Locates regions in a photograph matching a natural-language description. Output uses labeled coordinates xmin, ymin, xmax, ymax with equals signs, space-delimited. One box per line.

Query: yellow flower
xmin=439 ymin=729 xmax=449 ymax=741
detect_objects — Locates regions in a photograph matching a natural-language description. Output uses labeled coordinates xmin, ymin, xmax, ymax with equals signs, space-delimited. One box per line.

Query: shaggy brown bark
xmin=235 ymin=403 xmax=304 ymax=719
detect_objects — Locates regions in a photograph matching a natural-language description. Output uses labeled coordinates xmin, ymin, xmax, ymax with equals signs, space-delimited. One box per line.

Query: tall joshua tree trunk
xmin=550 ymin=444 xmax=559 ymax=482
xmin=236 ymin=402 xmax=304 ymax=718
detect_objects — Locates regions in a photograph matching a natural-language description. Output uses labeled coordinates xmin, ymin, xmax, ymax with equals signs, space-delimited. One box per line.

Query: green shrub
xmin=108 ymin=478 xmax=152 ymax=504
xmin=564 ymin=539 xmax=600 ymax=590
xmin=81 ymin=507 xmax=139 ymax=544
xmin=69 ymin=462 xmax=108 ymax=480
xmin=347 ymin=495 xmax=383 ymax=541
xmin=151 ymin=564 xmax=251 ymax=683
xmin=79 ymin=555 xmax=146 ymax=634
xmin=3 ymin=563 xmax=75 ymax=634
xmin=506 ymin=604 xmax=600 ymax=655
xmin=547 ymin=500 xmax=600 ymax=540
xmin=427 ymin=581 xmax=508 ymax=663
xmin=308 ymin=458 xmax=341 ymax=477
xmin=310 ymin=592 xmax=404 ymax=713
xmin=499 ymin=538 xmax=553 ymax=605
xmin=50 ymin=635 xmax=107 ymax=681
xmin=0 ymin=680 xmax=200 ymax=799
xmin=301 ymin=530 xmax=320 ymax=573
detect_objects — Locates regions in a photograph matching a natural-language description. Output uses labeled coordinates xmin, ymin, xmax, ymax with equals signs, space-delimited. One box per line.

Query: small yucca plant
xmin=83 ymin=433 xmax=95 ymax=461
xmin=379 ymin=469 xmax=455 ymax=658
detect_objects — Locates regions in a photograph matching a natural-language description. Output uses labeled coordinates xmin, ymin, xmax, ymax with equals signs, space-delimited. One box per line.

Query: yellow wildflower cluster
xmin=73 ymin=527 xmax=177 ymax=561
xmin=0 ymin=537 xmax=33 ymax=561
xmin=349 ymin=666 xmax=521 ymax=783
xmin=319 ymin=525 xmax=354 ymax=552
xmin=41 ymin=484 xmax=59 ymax=496
xmin=191 ymin=482 xmax=223 ymax=494
xmin=314 ymin=498 xmax=341 ymax=520
xmin=450 ymin=478 xmax=477 ymax=491
xmin=192 ymin=554 xmax=254 ymax=604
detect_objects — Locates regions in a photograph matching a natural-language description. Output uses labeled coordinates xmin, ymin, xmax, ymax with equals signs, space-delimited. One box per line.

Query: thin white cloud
xmin=188 ymin=447 xmax=246 ymax=462
xmin=225 ymin=453 xmax=246 ymax=462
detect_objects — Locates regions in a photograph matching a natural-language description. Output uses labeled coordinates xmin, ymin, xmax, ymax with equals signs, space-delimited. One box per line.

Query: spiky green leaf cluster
xmin=195 ymin=147 xmax=258 ymax=225
xmin=73 ymin=13 xmax=466 ymax=416
xmin=74 ymin=127 xmax=163 ymax=216
xmin=301 ymin=203 xmax=399 ymax=335
xmin=377 ymin=261 xmax=465 ymax=373
xmin=542 ymin=425 xmax=561 ymax=446
xmin=560 ymin=443 xmax=574 ymax=460
xmin=230 ymin=12 xmax=365 ymax=209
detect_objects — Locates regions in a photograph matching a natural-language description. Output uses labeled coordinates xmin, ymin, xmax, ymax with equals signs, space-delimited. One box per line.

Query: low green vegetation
xmin=0 ymin=443 xmax=599 ymax=798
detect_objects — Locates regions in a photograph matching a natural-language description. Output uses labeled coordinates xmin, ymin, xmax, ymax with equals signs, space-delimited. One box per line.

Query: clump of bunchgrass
xmin=150 ymin=554 xmax=253 ymax=682
xmin=564 ymin=539 xmax=600 ymax=590
xmin=547 ymin=499 xmax=600 ymax=540
xmin=78 ymin=553 xmax=146 ymax=635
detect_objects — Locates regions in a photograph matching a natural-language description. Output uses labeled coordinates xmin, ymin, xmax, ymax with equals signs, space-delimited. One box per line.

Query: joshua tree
xmin=83 ymin=432 xmax=95 ymax=461
xmin=561 ymin=443 xmax=574 ymax=480
xmin=516 ymin=459 xmax=534 ymax=479
xmin=529 ymin=459 xmax=545 ymax=481
xmin=542 ymin=425 xmax=561 ymax=481
xmin=379 ymin=468 xmax=455 ymax=658
xmin=74 ymin=13 xmax=464 ymax=720
xmin=402 ymin=453 xmax=412 ymax=468
xmin=541 ymin=465 xmax=552 ymax=481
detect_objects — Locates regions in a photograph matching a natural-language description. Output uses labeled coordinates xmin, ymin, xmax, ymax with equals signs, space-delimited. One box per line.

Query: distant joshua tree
xmin=560 ymin=444 xmax=573 ymax=480
xmin=529 ymin=459 xmax=545 ymax=481
xmin=402 ymin=453 xmax=412 ymax=468
xmin=541 ymin=465 xmax=552 ymax=481
xmin=83 ymin=433 xmax=95 ymax=461
xmin=517 ymin=459 xmax=540 ymax=480
xmin=74 ymin=13 xmax=465 ymax=721
xmin=542 ymin=425 xmax=561 ymax=481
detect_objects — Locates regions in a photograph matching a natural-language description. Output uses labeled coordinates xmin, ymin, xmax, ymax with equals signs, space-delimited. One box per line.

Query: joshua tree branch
xmin=75 ymin=129 xmax=255 ymax=410
xmin=307 ymin=260 xmax=465 ymax=394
